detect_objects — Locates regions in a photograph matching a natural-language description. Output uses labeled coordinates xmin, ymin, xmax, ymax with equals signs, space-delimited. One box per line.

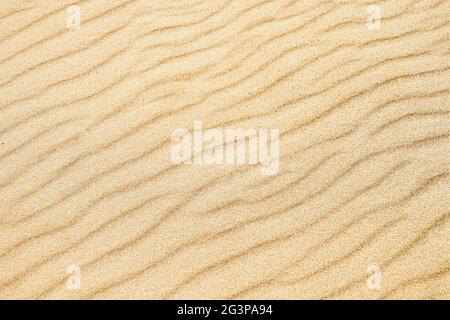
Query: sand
xmin=0 ymin=0 xmax=449 ymax=299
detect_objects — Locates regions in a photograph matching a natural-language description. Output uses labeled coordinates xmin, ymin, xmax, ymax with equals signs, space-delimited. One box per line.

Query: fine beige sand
xmin=0 ymin=0 xmax=449 ymax=299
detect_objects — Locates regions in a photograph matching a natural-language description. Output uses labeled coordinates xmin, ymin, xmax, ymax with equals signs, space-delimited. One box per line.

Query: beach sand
xmin=0 ymin=0 xmax=449 ymax=299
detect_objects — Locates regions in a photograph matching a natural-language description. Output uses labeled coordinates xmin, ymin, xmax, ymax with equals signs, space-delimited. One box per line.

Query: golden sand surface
xmin=0 ymin=0 xmax=449 ymax=299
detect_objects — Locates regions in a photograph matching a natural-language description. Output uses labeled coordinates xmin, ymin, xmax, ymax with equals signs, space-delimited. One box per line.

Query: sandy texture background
xmin=0 ymin=0 xmax=449 ymax=299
